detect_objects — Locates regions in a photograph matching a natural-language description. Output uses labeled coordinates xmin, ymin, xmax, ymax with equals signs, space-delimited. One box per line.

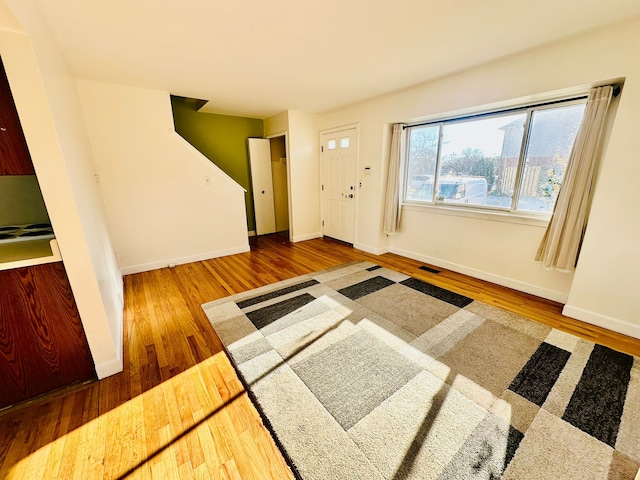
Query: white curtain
xmin=382 ymin=124 xmax=406 ymax=235
xmin=536 ymin=86 xmax=614 ymax=271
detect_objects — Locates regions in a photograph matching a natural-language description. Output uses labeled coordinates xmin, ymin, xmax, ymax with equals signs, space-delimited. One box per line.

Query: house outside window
xmin=403 ymin=98 xmax=587 ymax=216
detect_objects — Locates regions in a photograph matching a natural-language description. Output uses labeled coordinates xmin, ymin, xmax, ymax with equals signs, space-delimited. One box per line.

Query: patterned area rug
xmin=202 ymin=261 xmax=640 ymax=479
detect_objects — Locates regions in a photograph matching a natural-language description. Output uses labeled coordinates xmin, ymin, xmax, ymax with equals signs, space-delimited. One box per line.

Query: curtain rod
xmin=403 ymin=84 xmax=621 ymax=130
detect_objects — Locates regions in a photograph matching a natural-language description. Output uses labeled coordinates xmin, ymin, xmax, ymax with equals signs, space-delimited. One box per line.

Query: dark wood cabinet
xmin=0 ymin=57 xmax=35 ymax=175
xmin=0 ymin=262 xmax=96 ymax=409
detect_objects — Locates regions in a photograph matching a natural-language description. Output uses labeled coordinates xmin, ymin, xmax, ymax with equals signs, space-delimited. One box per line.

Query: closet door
xmin=248 ymin=138 xmax=276 ymax=235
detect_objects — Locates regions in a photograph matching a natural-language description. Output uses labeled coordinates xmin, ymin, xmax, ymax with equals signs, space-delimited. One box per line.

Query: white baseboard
xmin=390 ymin=246 xmax=568 ymax=303
xmin=248 ymin=230 xmax=256 ymax=237
xmin=94 ymin=353 xmax=123 ymax=379
xmin=121 ymin=244 xmax=251 ymax=275
xmin=354 ymin=242 xmax=390 ymax=255
xmin=563 ymin=304 xmax=640 ymax=340
xmin=292 ymin=232 xmax=322 ymax=242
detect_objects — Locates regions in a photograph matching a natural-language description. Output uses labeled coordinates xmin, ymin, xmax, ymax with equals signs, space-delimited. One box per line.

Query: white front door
xmin=248 ymin=138 xmax=276 ymax=235
xmin=321 ymin=127 xmax=357 ymax=243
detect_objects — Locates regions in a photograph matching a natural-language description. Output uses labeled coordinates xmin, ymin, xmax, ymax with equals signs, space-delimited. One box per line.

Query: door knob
xmin=348 ymin=194 xmax=354 ymax=198
xmin=262 ymin=190 xmax=265 ymax=194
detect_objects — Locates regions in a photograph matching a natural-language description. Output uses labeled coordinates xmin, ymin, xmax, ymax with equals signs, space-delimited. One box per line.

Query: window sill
xmin=401 ymin=202 xmax=551 ymax=227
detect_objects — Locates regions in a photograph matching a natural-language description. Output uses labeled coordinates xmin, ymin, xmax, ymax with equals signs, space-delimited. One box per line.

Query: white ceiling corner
xmin=18 ymin=0 xmax=640 ymax=118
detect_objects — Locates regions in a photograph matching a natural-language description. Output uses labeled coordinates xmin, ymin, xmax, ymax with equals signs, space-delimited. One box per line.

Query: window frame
xmin=401 ymin=95 xmax=589 ymax=220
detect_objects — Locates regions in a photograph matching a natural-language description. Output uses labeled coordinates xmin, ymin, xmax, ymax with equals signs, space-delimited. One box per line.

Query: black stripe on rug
xmin=562 ymin=344 xmax=634 ymax=447
xmin=338 ymin=276 xmax=395 ymax=300
xmin=237 ymin=279 xmax=320 ymax=309
xmin=508 ymin=342 xmax=571 ymax=406
xmin=245 ymin=293 xmax=316 ymax=330
xmin=505 ymin=426 xmax=524 ymax=469
xmin=400 ymin=277 xmax=473 ymax=308
xmin=366 ymin=265 xmax=382 ymax=271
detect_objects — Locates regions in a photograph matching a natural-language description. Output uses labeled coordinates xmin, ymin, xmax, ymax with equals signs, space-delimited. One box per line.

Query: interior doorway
xmin=247 ymin=135 xmax=290 ymax=239
xmin=268 ymin=135 xmax=289 ymax=237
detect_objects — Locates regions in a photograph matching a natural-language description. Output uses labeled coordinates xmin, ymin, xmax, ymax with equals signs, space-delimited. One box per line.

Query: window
xmin=403 ymin=98 xmax=587 ymax=216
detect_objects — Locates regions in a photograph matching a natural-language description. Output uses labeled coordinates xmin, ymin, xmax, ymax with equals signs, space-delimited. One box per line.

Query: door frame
xmin=266 ymin=131 xmax=292 ymax=242
xmin=319 ymin=123 xmax=359 ymax=244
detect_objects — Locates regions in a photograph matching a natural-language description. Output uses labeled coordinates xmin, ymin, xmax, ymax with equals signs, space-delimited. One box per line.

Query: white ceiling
xmin=20 ymin=0 xmax=640 ymax=118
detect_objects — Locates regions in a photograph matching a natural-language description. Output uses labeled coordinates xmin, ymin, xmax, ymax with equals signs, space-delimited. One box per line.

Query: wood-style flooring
xmin=1 ymin=234 xmax=638 ymax=479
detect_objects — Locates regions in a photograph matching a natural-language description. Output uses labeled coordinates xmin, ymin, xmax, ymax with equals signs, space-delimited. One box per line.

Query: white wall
xmin=76 ymin=79 xmax=250 ymax=275
xmin=2 ymin=2 xmax=124 ymax=378
xmin=319 ymin=16 xmax=640 ymax=337
xmin=287 ymin=111 xmax=321 ymax=242
xmin=264 ymin=111 xmax=288 ymax=139
xmin=265 ymin=110 xmax=321 ymax=242
xmin=561 ymin=21 xmax=640 ymax=339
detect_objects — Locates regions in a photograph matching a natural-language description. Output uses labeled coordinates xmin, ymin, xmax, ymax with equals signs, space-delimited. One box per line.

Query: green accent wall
xmin=171 ymin=96 xmax=263 ymax=231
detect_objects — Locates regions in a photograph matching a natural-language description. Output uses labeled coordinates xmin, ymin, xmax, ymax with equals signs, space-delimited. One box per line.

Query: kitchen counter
xmin=0 ymin=238 xmax=61 ymax=271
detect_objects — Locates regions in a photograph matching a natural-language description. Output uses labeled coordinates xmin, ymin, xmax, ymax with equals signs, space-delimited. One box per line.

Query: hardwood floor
xmin=0 ymin=234 xmax=638 ymax=479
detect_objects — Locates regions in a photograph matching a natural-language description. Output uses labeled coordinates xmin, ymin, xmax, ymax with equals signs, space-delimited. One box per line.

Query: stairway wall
xmin=77 ymin=80 xmax=250 ymax=274
xmin=171 ymin=96 xmax=263 ymax=233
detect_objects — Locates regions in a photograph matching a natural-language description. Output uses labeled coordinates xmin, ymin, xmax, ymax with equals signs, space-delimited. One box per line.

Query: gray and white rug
xmin=202 ymin=261 xmax=640 ymax=479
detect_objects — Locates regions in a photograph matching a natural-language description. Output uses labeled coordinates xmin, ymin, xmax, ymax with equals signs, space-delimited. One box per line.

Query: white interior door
xmin=248 ymin=138 xmax=276 ymax=235
xmin=321 ymin=128 xmax=357 ymax=243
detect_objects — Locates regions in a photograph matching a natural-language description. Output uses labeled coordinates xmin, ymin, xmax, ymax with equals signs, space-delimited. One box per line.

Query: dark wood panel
xmin=0 ymin=262 xmax=95 ymax=409
xmin=0 ymin=57 xmax=35 ymax=176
